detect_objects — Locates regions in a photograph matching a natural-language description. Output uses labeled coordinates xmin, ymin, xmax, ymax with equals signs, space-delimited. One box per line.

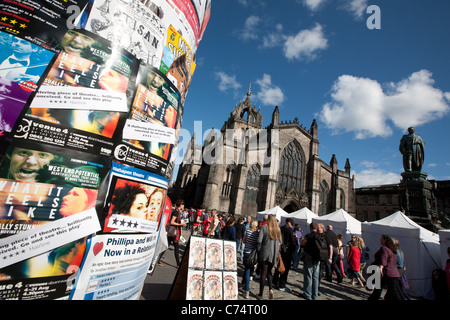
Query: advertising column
xmin=0 ymin=0 xmax=211 ymax=300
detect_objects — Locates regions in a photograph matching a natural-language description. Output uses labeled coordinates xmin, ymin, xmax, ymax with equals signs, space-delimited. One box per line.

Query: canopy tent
xmin=312 ymin=209 xmax=362 ymax=244
xmin=438 ymin=229 xmax=450 ymax=269
xmin=361 ymin=211 xmax=441 ymax=299
xmin=256 ymin=206 xmax=288 ymax=222
xmin=280 ymin=207 xmax=318 ymax=234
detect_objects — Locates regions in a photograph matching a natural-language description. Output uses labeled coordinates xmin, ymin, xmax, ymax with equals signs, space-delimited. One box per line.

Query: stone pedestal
xmin=399 ymin=172 xmax=437 ymax=231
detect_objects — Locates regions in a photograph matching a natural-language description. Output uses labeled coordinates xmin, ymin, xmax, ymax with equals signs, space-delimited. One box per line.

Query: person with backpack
xmin=300 ymin=222 xmax=328 ymax=300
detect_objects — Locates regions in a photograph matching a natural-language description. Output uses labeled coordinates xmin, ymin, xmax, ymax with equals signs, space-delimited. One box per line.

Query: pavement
xmin=140 ymin=228 xmax=372 ymax=301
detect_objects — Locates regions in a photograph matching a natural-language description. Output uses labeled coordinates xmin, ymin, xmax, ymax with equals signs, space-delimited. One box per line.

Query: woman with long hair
xmin=256 ymin=214 xmax=281 ymax=300
xmin=368 ymin=234 xmax=402 ymax=300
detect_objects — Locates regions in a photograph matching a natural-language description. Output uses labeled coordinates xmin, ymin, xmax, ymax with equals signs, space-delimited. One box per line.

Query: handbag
xmin=243 ymin=249 xmax=258 ymax=267
xmin=167 ymin=225 xmax=177 ymax=237
xmin=276 ymin=252 xmax=285 ymax=273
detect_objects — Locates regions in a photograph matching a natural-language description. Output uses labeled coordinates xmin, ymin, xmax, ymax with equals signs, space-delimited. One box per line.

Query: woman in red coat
xmin=347 ymin=241 xmax=365 ymax=287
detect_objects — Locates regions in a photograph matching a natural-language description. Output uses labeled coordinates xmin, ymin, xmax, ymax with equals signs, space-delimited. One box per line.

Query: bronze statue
xmin=399 ymin=127 xmax=425 ymax=172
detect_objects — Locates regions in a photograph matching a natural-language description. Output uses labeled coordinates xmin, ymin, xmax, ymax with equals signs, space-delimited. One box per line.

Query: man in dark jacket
xmin=273 ymin=218 xmax=297 ymax=291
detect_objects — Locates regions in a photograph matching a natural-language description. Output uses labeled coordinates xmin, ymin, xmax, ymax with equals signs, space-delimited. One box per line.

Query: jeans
xmin=325 ymin=247 xmax=343 ymax=281
xmin=303 ymin=253 xmax=320 ymax=299
xmin=242 ymin=253 xmax=254 ymax=291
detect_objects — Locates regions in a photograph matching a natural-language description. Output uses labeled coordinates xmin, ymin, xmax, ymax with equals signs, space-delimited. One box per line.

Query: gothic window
xmin=319 ymin=181 xmax=329 ymax=216
xmin=244 ymin=164 xmax=260 ymax=202
xmin=222 ymin=165 xmax=235 ymax=198
xmin=278 ymin=141 xmax=303 ymax=194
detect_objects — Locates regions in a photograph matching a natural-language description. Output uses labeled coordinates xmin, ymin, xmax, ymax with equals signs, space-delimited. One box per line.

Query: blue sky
xmin=174 ymin=0 xmax=450 ymax=187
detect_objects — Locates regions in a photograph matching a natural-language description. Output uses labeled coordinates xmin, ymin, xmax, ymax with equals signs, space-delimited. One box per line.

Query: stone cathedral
xmin=172 ymin=87 xmax=356 ymax=217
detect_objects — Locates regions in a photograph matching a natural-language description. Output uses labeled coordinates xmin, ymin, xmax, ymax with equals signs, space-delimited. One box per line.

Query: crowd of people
xmin=160 ymin=202 xmax=414 ymax=301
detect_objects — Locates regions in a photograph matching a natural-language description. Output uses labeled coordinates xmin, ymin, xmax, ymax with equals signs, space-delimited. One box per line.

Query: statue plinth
xmin=399 ymin=171 xmax=437 ymax=231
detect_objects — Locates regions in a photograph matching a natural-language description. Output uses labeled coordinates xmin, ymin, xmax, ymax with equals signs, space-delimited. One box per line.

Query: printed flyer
xmin=186 ymin=268 xmax=203 ymax=300
xmin=69 ymin=232 xmax=158 ymax=300
xmin=205 ymin=238 xmax=222 ymax=270
xmin=188 ymin=236 xmax=205 ymax=269
xmin=82 ymin=0 xmax=166 ymax=67
xmin=18 ymin=29 xmax=139 ymax=156
xmin=203 ymin=270 xmax=222 ymax=300
xmin=223 ymin=271 xmax=238 ymax=300
xmin=0 ymin=32 xmax=56 ymax=160
xmin=102 ymin=161 xmax=168 ymax=234
xmin=223 ymin=240 xmax=237 ymax=271
xmin=0 ymin=0 xmax=89 ymax=51
xmin=115 ymin=62 xmax=181 ymax=176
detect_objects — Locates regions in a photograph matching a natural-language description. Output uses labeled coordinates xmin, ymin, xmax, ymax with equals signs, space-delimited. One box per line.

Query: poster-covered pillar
xmin=0 ymin=0 xmax=211 ymax=300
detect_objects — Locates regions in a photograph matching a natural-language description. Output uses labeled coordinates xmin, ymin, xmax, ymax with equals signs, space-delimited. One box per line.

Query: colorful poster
xmin=0 ymin=32 xmax=55 ymax=160
xmin=205 ymin=238 xmax=223 ymax=270
xmin=17 ymin=29 xmax=139 ymax=155
xmin=188 ymin=236 xmax=205 ymax=269
xmin=115 ymin=62 xmax=181 ymax=176
xmin=83 ymin=0 xmax=166 ymax=67
xmin=0 ymin=0 xmax=89 ymax=51
xmin=186 ymin=268 xmax=203 ymax=300
xmin=102 ymin=161 xmax=168 ymax=234
xmin=203 ymin=270 xmax=222 ymax=300
xmin=69 ymin=232 xmax=158 ymax=300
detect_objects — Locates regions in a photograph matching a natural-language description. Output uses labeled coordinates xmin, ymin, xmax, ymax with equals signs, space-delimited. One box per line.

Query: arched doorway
xmin=281 ymin=200 xmax=301 ymax=213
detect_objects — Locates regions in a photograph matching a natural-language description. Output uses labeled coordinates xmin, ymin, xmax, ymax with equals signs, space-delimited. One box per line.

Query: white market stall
xmin=312 ymin=209 xmax=362 ymax=244
xmin=256 ymin=206 xmax=288 ymax=222
xmin=281 ymin=207 xmax=318 ymax=234
xmin=361 ymin=211 xmax=441 ymax=299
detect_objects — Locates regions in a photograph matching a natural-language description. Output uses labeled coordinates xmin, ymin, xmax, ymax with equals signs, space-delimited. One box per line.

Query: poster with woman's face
xmin=188 ymin=236 xmax=205 ymax=270
xmin=203 ymin=271 xmax=222 ymax=301
xmin=103 ymin=174 xmax=167 ymax=233
xmin=205 ymin=238 xmax=223 ymax=270
xmin=223 ymin=271 xmax=238 ymax=300
xmin=223 ymin=241 xmax=237 ymax=271
xmin=186 ymin=269 xmax=203 ymax=300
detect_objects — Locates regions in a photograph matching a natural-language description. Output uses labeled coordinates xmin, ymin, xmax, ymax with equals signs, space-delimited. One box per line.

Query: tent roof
xmin=257 ymin=206 xmax=288 ymax=221
xmin=289 ymin=207 xmax=317 ymax=219
xmin=312 ymin=209 xmax=361 ymax=234
xmin=362 ymin=211 xmax=439 ymax=241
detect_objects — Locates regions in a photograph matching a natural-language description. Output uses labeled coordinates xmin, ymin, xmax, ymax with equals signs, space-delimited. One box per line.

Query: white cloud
xmin=283 ymin=23 xmax=328 ymax=61
xmin=344 ymin=0 xmax=369 ymax=20
xmin=260 ymin=24 xmax=284 ymax=49
xmin=215 ymin=71 xmax=241 ymax=93
xmin=237 ymin=15 xmax=260 ymax=41
xmin=353 ymin=169 xmax=400 ymax=188
xmin=319 ymin=70 xmax=450 ymax=139
xmin=255 ymin=74 xmax=285 ymax=106
xmin=302 ymin=0 xmax=327 ymax=11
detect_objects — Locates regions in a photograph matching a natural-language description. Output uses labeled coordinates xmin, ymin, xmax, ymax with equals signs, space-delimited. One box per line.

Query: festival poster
xmin=82 ymin=0 xmax=166 ymax=67
xmin=191 ymin=0 xmax=211 ymax=43
xmin=115 ymin=63 xmax=181 ymax=176
xmin=69 ymin=232 xmax=158 ymax=300
xmin=0 ymin=32 xmax=56 ymax=161
xmin=0 ymin=140 xmax=108 ymax=192
xmin=102 ymin=161 xmax=168 ymax=234
xmin=223 ymin=240 xmax=237 ymax=271
xmin=222 ymin=271 xmax=238 ymax=300
xmin=203 ymin=270 xmax=222 ymax=300
xmin=205 ymin=238 xmax=223 ymax=270
xmin=0 ymin=0 xmax=89 ymax=52
xmin=16 ymin=29 xmax=139 ymax=156
xmin=0 ymin=138 xmax=106 ymax=299
xmin=186 ymin=268 xmax=203 ymax=300
xmin=188 ymin=236 xmax=205 ymax=269
xmin=158 ymin=0 xmax=197 ymax=53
